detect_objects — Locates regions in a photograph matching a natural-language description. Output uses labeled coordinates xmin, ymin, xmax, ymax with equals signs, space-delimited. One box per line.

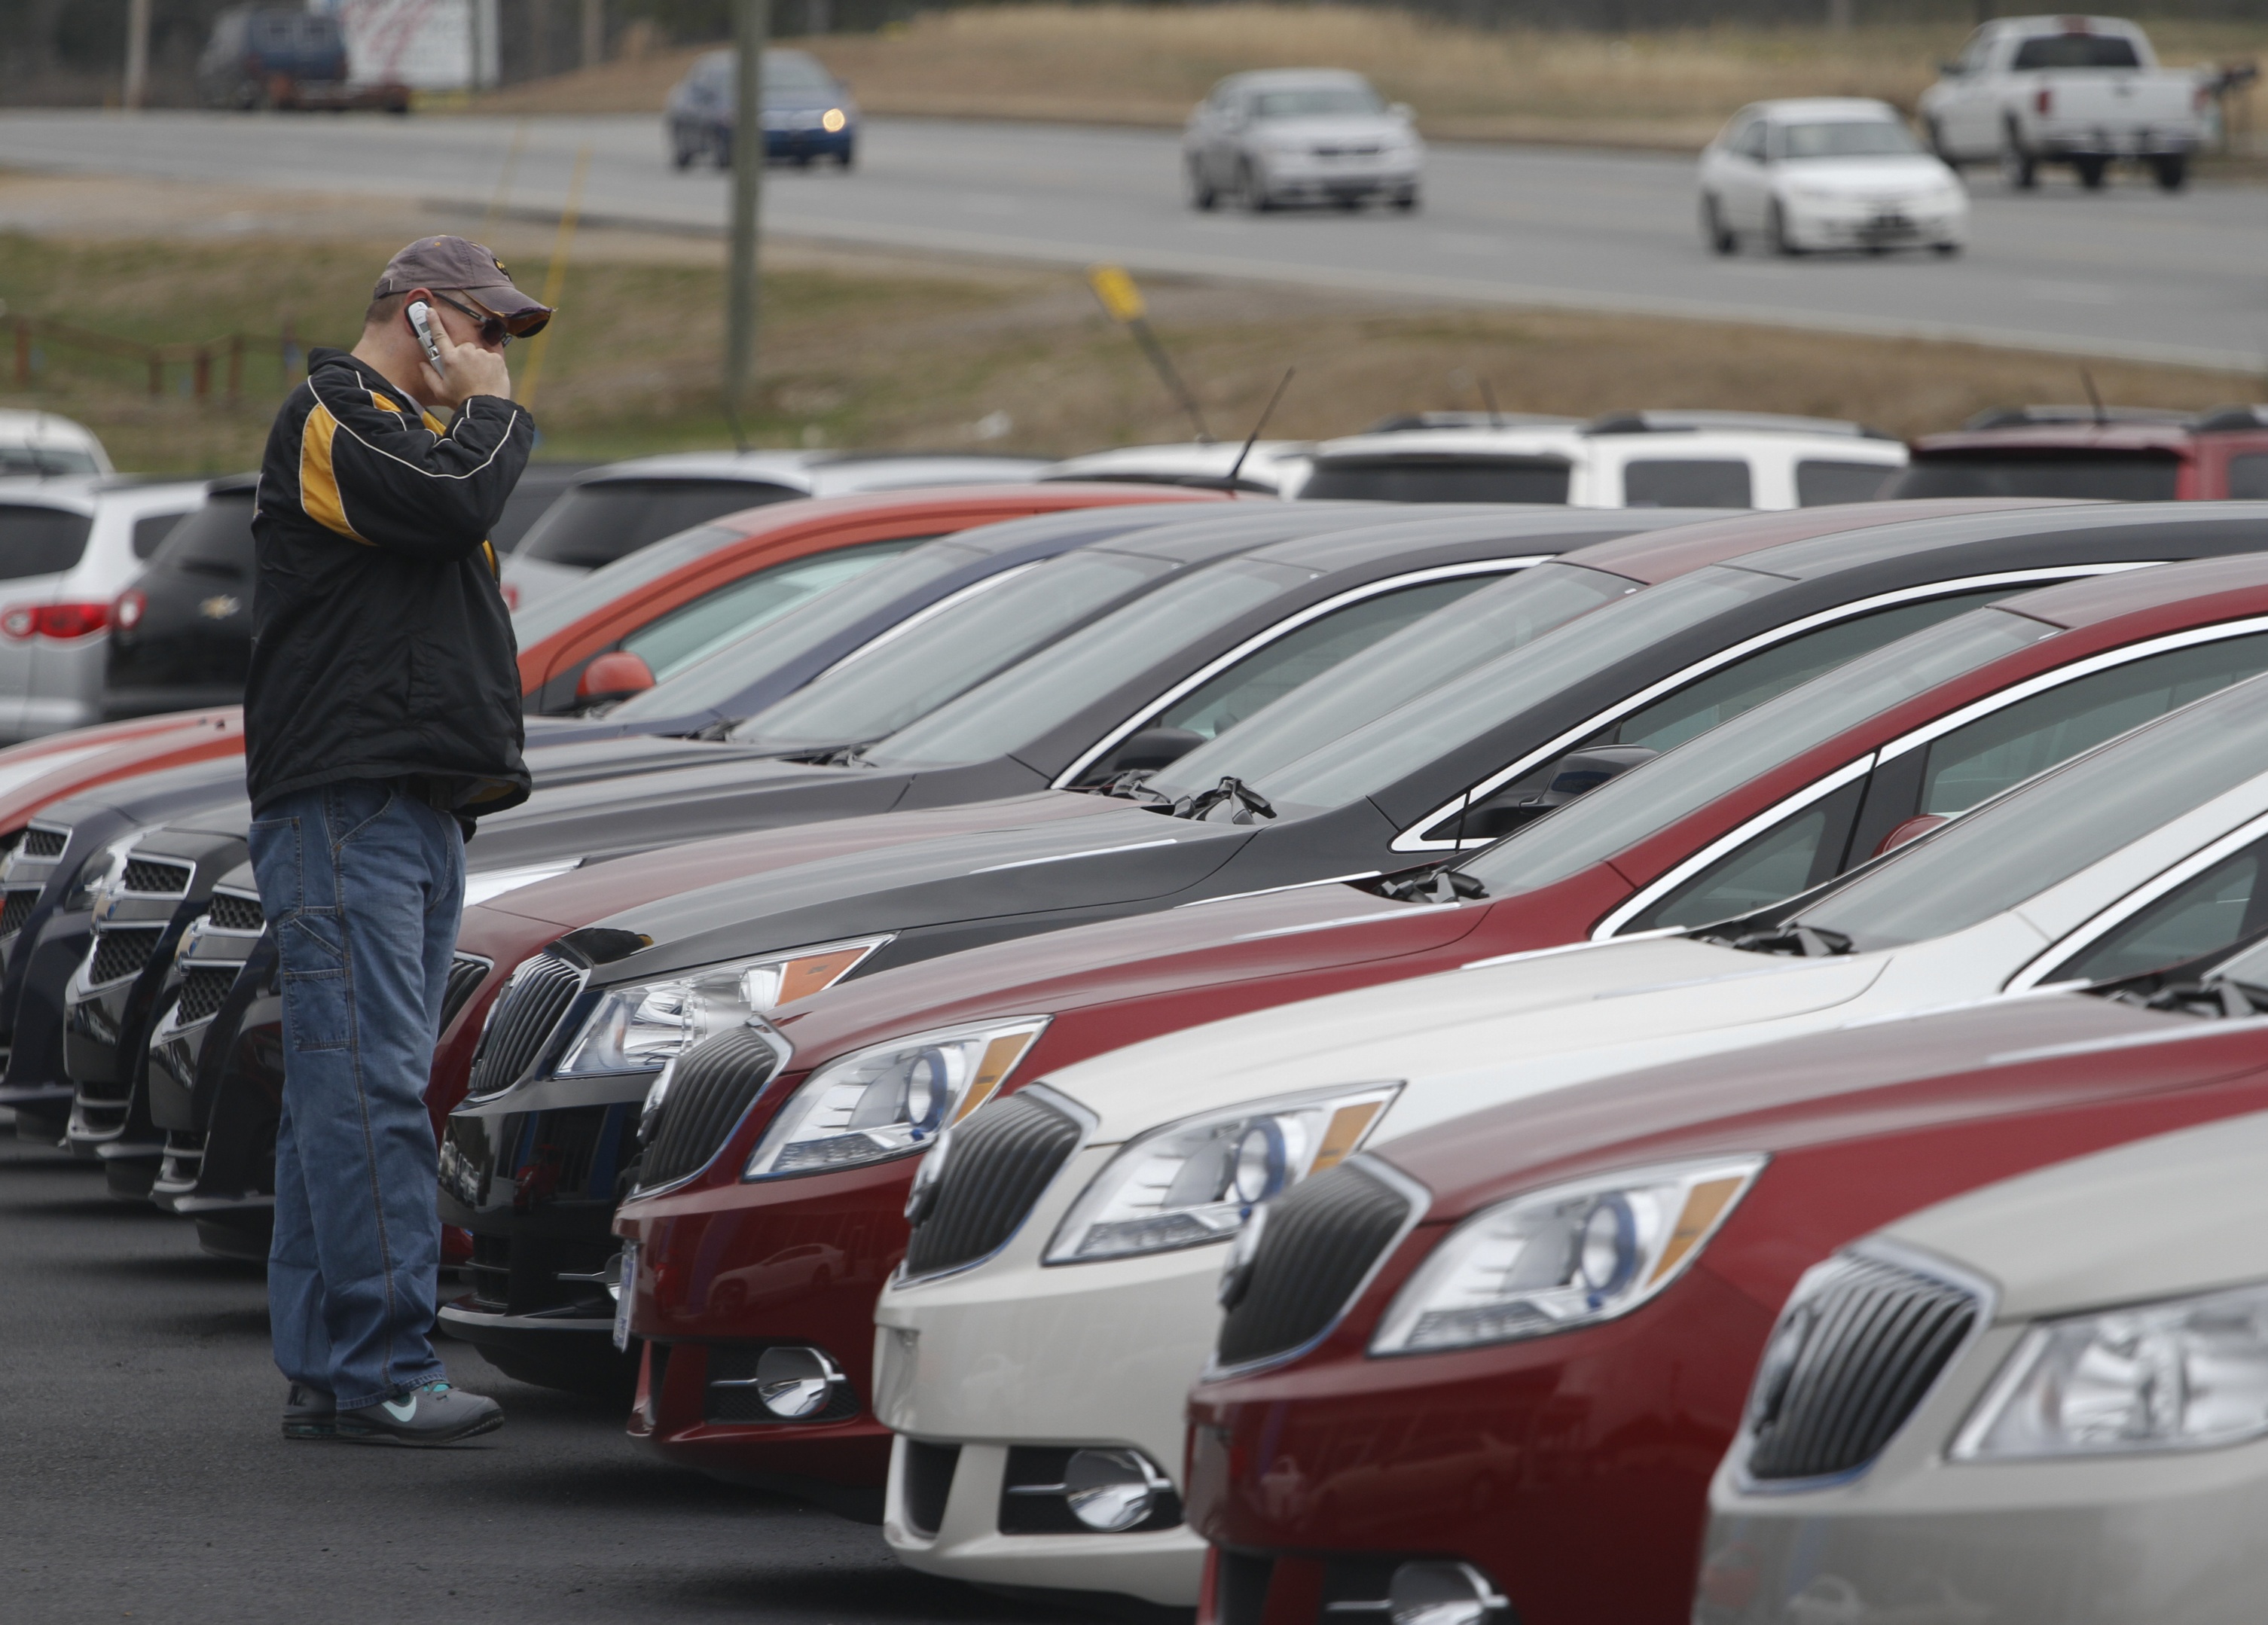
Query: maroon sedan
xmin=612 ymin=548 xmax=2268 ymax=1514
xmin=1182 ymin=962 xmax=2268 ymax=1625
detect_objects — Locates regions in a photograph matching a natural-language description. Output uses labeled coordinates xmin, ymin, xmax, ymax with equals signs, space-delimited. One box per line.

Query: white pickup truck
xmin=1918 ymin=14 xmax=2208 ymax=191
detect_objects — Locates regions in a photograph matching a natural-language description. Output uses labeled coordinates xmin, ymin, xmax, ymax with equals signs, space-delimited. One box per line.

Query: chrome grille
xmin=174 ymin=965 xmax=240 ymax=1027
xmin=1742 ymin=1252 xmax=1981 ymax=1483
xmin=1214 ymin=1162 xmax=1414 ymax=1371
xmin=901 ymin=1093 xmax=1080 ymax=1280
xmin=441 ymin=953 xmax=491 ymax=1033
xmin=121 ymin=858 xmax=191 ymax=895
xmin=466 ymin=953 xmax=584 ymax=1097
xmin=88 ymin=925 xmax=165 ymax=986
xmin=22 ymin=825 xmax=67 ymax=858
xmin=0 ymin=889 xmax=35 ymax=941
xmin=205 ymin=890 xmax=264 ymax=931
xmin=637 ymin=1026 xmax=783 ymax=1192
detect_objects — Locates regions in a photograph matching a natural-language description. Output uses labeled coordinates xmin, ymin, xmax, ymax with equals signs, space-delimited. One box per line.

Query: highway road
xmin=3 ymin=109 xmax=2263 ymax=370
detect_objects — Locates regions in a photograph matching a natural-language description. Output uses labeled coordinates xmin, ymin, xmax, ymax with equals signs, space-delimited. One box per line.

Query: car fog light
xmin=1387 ymin=1561 xmax=1509 ymax=1625
xmin=753 ymin=1345 xmax=844 ymax=1419
xmin=1063 ymin=1448 xmax=1171 ymax=1532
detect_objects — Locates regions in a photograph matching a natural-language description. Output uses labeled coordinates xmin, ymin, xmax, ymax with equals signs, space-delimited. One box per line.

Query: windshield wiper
xmin=2111 ymin=974 xmax=2268 ymax=1021
xmin=1702 ymin=922 xmax=1854 ymax=959
xmin=1379 ymin=862 xmax=1488 ymax=904
xmin=685 ymin=717 xmax=745 ymax=742
xmin=1173 ymin=776 xmax=1277 ymax=823
xmin=1088 ymin=769 xmax=1175 ymax=806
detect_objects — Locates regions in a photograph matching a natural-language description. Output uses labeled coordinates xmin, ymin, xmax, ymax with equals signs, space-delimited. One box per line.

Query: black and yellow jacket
xmin=246 ymin=346 xmax=536 ymax=818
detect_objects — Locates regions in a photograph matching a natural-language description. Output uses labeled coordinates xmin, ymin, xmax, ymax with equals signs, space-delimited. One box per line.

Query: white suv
xmin=1293 ymin=410 xmax=1908 ymax=508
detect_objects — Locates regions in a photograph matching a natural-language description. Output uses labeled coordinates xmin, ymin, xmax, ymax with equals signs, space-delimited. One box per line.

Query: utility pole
xmin=724 ymin=0 xmax=768 ymax=447
xmin=581 ymin=0 xmax=604 ymax=69
xmin=124 ymin=0 xmax=151 ymax=108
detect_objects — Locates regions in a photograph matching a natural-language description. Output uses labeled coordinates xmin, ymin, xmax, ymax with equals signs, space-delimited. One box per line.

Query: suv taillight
xmin=2 ymin=602 xmax=112 ymax=641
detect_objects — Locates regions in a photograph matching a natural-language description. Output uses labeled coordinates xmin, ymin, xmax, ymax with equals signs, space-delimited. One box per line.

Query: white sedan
xmin=872 ymin=671 xmax=2268 ymax=1607
xmin=1183 ymin=69 xmax=1422 ymax=214
xmin=1699 ymin=97 xmax=1967 ymax=257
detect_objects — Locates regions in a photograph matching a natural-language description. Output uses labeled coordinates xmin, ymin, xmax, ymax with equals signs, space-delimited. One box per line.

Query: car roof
xmin=1728 ymin=498 xmax=2258 ymax=580
xmin=2007 ymin=548 xmax=2268 ymax=627
xmin=1557 ymin=498 xmax=2068 ymax=586
xmin=1036 ymin=443 xmax=1314 ymax=492
xmin=1224 ymin=69 xmax=1376 ymax=91
xmin=1237 ymin=506 xmax=1707 ymax=574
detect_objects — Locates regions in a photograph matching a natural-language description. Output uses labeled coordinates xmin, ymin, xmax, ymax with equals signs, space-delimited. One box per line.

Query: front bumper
xmin=1783 ymin=199 xmax=1965 ymax=249
xmin=1254 ymin=157 xmax=1418 ymax=203
xmin=1699 ymin=1320 xmax=2268 ymax=1625
xmin=872 ymin=1142 xmax=1222 ymax=1605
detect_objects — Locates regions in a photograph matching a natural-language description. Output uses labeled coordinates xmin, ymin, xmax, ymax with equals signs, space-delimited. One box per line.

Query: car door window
xmin=617 ymin=539 xmax=921 ymax=682
xmin=2228 ymin=455 xmax=2268 ymax=499
xmin=2047 ymin=836 xmax=2268 ymax=985
xmin=1736 ymin=121 xmax=1769 ymax=161
xmin=1619 ymin=630 xmax=2268 ymax=934
xmin=133 ymin=511 xmax=190 ymax=559
xmin=1796 ymin=460 xmax=1895 ymax=507
xmin=1622 ymin=459 xmax=1751 ymax=509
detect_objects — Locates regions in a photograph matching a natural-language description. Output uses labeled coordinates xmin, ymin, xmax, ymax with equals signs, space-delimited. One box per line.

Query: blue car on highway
xmin=667 ymin=47 xmax=857 ymax=169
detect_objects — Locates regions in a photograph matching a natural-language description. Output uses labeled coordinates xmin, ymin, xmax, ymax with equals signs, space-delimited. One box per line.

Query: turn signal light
xmin=2 ymin=601 xmax=111 ymax=641
xmin=113 ymin=589 xmax=147 ymax=633
xmin=2034 ymin=87 xmax=2053 ymax=115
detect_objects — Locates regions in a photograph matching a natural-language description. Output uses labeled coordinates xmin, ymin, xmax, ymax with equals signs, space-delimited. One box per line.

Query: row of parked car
xmin=6 ymin=412 xmax=2268 ymax=1623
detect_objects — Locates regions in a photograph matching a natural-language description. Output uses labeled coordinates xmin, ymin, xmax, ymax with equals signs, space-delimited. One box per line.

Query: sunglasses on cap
xmin=432 ymin=291 xmax=551 ymax=346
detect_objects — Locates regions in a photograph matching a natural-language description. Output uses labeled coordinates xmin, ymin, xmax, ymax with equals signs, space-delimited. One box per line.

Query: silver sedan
xmin=1183 ymin=69 xmax=1422 ymax=214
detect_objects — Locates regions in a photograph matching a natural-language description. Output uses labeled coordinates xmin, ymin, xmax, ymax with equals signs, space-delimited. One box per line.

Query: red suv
xmin=1887 ymin=404 xmax=2268 ymax=501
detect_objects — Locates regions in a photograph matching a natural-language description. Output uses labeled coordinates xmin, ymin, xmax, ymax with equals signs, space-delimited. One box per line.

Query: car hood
xmin=1776 ymin=155 xmax=1955 ymax=190
xmin=560 ymin=799 xmax=1256 ymax=983
xmin=0 ymin=715 xmax=244 ymax=833
xmin=769 ymin=880 xmax=1490 ymax=1063
xmin=1248 ymin=114 xmax=1412 ymax=145
xmin=1884 ymin=1089 xmax=2268 ymax=1320
xmin=1384 ymin=989 xmax=2245 ymax=1220
xmin=1041 ymin=934 xmax=1886 ymax=1145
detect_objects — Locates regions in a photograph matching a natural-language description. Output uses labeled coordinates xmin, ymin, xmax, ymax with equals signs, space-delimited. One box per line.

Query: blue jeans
xmin=248 ymin=780 xmax=465 ymax=1410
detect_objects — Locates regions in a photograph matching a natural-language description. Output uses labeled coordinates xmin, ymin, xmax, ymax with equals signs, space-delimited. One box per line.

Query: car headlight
xmin=821 ymin=107 xmax=847 ymax=133
xmin=1044 ymin=1083 xmax=1400 ymax=1264
xmin=557 ymin=936 xmax=888 ymax=1078
xmin=1953 ymin=1279 xmax=2268 ymax=1459
xmin=742 ymin=1016 xmax=1049 ymax=1179
xmin=1369 ymin=1155 xmax=1765 ymax=1355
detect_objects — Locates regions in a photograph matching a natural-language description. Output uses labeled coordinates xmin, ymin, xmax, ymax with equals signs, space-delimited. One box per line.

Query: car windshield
xmin=514 ymin=480 xmax=802 ymax=571
xmin=606 ymin=538 xmax=984 ymax=721
xmin=151 ymin=492 xmax=255 ymax=578
xmin=765 ymin=50 xmax=837 ymax=90
xmin=865 ymin=557 xmax=1314 ymax=767
xmin=1793 ymin=672 xmax=2268 ymax=952
xmin=1302 ymin=456 xmax=1571 ymax=504
xmin=1251 ymin=86 xmax=1382 ymax=119
xmin=0 ymin=446 xmax=99 ymax=476
xmin=1887 ymin=453 xmax=2179 ymax=502
xmin=1161 ymin=564 xmax=1790 ymax=813
xmin=726 ymin=549 xmax=1177 ymax=750
xmin=1458 ymin=608 xmax=2056 ymax=895
xmin=1143 ymin=560 xmax=1641 ymax=803
xmin=1778 ymin=120 xmax=1921 ymax=159
xmin=2011 ymin=33 xmax=2141 ymax=69
xmin=620 ymin=540 xmax=923 ymax=682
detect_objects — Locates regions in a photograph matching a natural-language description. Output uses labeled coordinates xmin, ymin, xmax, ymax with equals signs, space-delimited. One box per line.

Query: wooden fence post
xmin=193 ymin=348 xmax=212 ymax=400
xmin=227 ymin=335 xmax=244 ymax=401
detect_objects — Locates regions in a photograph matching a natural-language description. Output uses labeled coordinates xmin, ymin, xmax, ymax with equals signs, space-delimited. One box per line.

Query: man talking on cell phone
xmin=245 ymin=236 xmax=550 ymax=1447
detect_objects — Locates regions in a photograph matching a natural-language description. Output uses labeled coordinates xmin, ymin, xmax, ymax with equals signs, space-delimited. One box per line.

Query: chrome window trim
xmin=1052 ymin=557 xmax=1548 ymax=789
xmin=1389 ymin=562 xmax=2158 ymax=855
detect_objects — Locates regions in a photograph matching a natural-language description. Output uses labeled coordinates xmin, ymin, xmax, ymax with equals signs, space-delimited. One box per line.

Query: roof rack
xmin=1583 ymin=409 xmax=1892 ymax=440
xmin=1960 ymin=405 xmax=2193 ymax=431
xmin=1363 ymin=410 xmax=1580 ymax=432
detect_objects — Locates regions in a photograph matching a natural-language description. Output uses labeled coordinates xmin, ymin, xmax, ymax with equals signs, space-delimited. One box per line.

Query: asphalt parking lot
xmin=0 ymin=1128 xmax=1053 ymax=1625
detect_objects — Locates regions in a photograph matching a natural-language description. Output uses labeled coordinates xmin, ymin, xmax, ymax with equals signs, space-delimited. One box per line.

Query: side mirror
xmin=1087 ymin=726 xmax=1206 ymax=782
xmin=1458 ymin=745 xmax=1659 ymax=842
xmin=575 ymin=650 xmax=656 ymax=708
xmin=1872 ymin=812 xmax=1946 ymax=858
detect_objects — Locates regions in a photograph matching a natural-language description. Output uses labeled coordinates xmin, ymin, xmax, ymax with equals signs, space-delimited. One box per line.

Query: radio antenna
xmin=2080 ymin=367 xmax=2107 ymax=425
xmin=1224 ymin=367 xmax=1295 ymax=492
xmin=1479 ymin=376 xmax=1503 ymax=428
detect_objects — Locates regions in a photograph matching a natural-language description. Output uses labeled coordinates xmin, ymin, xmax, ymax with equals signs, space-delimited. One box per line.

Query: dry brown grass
xmin=472 ymin=7 xmax=2268 ymax=150
xmin=0 ymin=209 xmax=2257 ymax=475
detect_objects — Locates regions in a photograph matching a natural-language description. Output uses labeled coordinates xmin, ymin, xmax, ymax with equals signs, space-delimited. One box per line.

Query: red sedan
xmin=1179 ymin=965 xmax=2268 ymax=1624
xmin=606 ymin=546 xmax=2268 ymax=1511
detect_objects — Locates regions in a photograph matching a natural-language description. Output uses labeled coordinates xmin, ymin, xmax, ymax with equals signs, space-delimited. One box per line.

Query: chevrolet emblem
xmin=198 ymin=595 xmax=240 ymax=620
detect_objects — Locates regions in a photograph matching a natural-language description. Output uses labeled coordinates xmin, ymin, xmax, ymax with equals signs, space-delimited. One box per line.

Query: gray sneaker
xmin=283 ymin=1383 xmax=335 ymax=1441
xmin=334 ymin=1380 xmax=503 ymax=1447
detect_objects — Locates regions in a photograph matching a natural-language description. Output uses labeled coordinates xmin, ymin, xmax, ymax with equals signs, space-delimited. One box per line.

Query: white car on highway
xmin=1299 ymin=410 xmax=1906 ymax=507
xmin=1701 ymin=1101 xmax=2268 ymax=1625
xmin=871 ymin=670 xmax=2268 ymax=1606
xmin=1699 ymin=98 xmax=1967 ymax=258
xmin=1184 ymin=69 xmax=1422 ymax=214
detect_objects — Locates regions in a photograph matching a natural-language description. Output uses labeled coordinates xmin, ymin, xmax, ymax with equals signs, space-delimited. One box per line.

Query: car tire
xmin=1999 ymin=123 xmax=2038 ymax=190
xmin=1189 ymin=160 xmax=1218 ymax=212
xmin=2075 ymin=154 xmax=2108 ymax=191
xmin=1932 ymin=239 xmax=1961 ymax=257
xmin=1701 ymin=194 xmax=1737 ymax=255
xmin=670 ymin=130 xmax=696 ymax=169
xmin=1393 ymin=187 xmax=1419 ymax=212
xmin=1768 ymin=200 xmax=1803 ymax=257
xmin=1238 ymin=159 xmax=1274 ymax=213
xmin=839 ymin=144 xmax=856 ymax=169
xmin=2153 ymin=154 xmax=2187 ymax=192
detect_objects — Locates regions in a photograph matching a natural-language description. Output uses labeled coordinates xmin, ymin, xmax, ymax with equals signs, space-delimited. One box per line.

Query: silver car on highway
xmin=1184 ymin=69 xmax=1422 ymax=213
xmin=1699 ymin=1097 xmax=2268 ymax=1625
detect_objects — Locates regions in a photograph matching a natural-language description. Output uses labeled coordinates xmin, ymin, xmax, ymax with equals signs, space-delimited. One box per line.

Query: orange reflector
xmin=1310 ymin=1100 xmax=1385 ymax=1175
xmin=775 ymin=946 xmax=872 ymax=1006
xmin=1649 ymin=1176 xmax=1744 ymax=1284
xmin=952 ymin=1029 xmax=1042 ymax=1123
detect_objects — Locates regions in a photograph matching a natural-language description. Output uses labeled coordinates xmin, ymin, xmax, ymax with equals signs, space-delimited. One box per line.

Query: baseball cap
xmin=373 ymin=236 xmax=553 ymax=336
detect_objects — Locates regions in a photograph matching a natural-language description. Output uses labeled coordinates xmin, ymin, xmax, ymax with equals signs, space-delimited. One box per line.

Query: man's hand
xmin=420 ymin=320 xmax=514 ymax=411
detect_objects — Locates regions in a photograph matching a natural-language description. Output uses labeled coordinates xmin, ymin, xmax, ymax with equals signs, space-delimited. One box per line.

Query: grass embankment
xmin=473 ymin=6 xmax=2268 ymax=151
xmin=0 ymin=227 xmax=2257 ymax=476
